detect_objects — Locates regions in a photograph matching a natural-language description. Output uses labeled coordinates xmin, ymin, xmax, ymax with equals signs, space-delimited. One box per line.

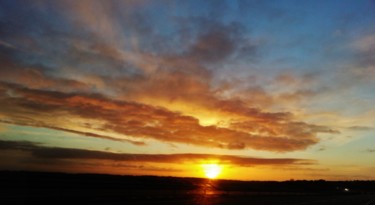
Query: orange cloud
xmin=0 ymin=82 xmax=338 ymax=152
xmin=0 ymin=4 xmax=339 ymax=152
xmin=0 ymin=61 xmax=90 ymax=92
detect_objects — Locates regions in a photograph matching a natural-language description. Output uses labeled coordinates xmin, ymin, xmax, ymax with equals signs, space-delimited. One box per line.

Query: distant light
xmin=201 ymin=163 xmax=222 ymax=179
xmin=344 ymin=188 xmax=349 ymax=192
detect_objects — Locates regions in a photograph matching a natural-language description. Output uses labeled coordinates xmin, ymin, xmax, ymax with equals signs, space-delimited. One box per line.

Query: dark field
xmin=1 ymin=171 xmax=374 ymax=204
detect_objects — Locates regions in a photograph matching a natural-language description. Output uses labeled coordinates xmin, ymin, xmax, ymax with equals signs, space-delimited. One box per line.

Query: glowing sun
xmin=202 ymin=163 xmax=222 ymax=179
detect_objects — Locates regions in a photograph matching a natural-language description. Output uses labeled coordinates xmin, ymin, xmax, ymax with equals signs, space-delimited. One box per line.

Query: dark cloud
xmin=0 ymin=140 xmax=314 ymax=166
xmin=0 ymin=140 xmax=39 ymax=150
xmin=186 ymin=22 xmax=257 ymax=64
xmin=188 ymin=27 xmax=236 ymax=63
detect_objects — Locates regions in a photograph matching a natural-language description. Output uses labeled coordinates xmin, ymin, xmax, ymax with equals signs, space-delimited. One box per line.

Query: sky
xmin=0 ymin=0 xmax=375 ymax=181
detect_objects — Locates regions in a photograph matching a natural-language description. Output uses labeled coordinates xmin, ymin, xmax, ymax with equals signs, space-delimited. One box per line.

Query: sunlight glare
xmin=202 ymin=163 xmax=222 ymax=179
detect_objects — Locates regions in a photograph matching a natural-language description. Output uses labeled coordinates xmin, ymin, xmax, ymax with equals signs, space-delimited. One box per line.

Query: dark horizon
xmin=2 ymin=170 xmax=375 ymax=204
xmin=2 ymin=169 xmax=375 ymax=183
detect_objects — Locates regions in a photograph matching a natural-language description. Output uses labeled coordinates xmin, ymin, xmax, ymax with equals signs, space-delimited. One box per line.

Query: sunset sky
xmin=1 ymin=0 xmax=375 ymax=181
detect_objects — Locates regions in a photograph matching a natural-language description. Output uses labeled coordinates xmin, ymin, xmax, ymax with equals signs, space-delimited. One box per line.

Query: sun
xmin=201 ymin=163 xmax=222 ymax=179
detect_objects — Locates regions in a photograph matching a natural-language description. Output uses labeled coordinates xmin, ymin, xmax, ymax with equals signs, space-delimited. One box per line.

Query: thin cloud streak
xmin=0 ymin=140 xmax=314 ymax=166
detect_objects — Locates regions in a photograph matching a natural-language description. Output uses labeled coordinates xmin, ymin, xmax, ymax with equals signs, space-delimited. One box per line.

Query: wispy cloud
xmin=0 ymin=140 xmax=314 ymax=166
xmin=347 ymin=126 xmax=374 ymax=131
xmin=0 ymin=40 xmax=17 ymax=50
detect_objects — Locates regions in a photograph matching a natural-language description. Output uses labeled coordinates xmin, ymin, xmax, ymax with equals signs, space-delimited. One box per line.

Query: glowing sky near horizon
xmin=0 ymin=0 xmax=375 ymax=180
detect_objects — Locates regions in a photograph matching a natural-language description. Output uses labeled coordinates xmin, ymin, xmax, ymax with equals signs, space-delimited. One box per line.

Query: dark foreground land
xmin=1 ymin=171 xmax=375 ymax=205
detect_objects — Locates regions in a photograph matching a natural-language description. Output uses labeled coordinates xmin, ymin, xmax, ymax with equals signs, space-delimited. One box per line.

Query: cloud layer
xmin=1 ymin=0 xmax=373 ymax=156
xmin=0 ymin=140 xmax=313 ymax=167
xmin=0 ymin=82 xmax=337 ymax=151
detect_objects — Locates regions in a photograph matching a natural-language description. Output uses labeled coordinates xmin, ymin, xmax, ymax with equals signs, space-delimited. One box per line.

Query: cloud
xmin=0 ymin=140 xmax=39 ymax=150
xmin=0 ymin=67 xmax=91 ymax=92
xmin=347 ymin=126 xmax=374 ymax=131
xmin=0 ymin=40 xmax=17 ymax=50
xmin=0 ymin=82 xmax=338 ymax=152
xmin=0 ymin=123 xmax=6 ymax=132
xmin=0 ymin=140 xmax=314 ymax=167
xmin=352 ymin=35 xmax=375 ymax=53
xmin=348 ymin=34 xmax=375 ymax=80
xmin=23 ymin=125 xmax=146 ymax=146
xmin=0 ymin=1 xmax=340 ymax=153
xmin=186 ymin=21 xmax=257 ymax=64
